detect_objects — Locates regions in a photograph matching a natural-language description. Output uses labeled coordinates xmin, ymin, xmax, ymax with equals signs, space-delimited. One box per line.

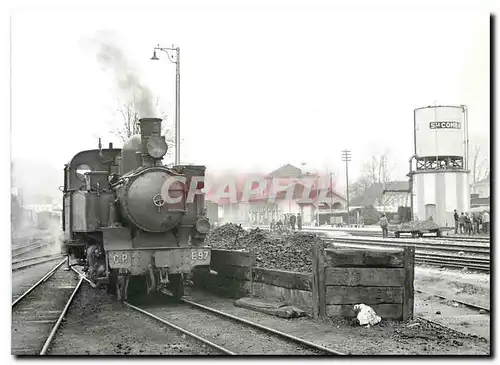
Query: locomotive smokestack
xmin=139 ymin=117 xmax=167 ymax=167
xmin=139 ymin=117 xmax=162 ymax=138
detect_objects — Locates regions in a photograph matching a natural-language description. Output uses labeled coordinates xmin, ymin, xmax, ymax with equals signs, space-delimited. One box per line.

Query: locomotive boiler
xmin=61 ymin=117 xmax=211 ymax=300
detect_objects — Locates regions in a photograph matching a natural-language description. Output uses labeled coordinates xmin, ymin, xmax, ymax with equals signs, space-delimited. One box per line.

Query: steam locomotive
xmin=61 ymin=117 xmax=211 ymax=300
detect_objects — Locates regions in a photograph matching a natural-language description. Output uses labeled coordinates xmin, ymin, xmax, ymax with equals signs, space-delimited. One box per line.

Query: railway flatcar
xmin=61 ymin=117 xmax=211 ymax=300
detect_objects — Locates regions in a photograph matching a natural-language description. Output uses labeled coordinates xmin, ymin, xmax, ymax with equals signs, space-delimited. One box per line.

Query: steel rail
xmin=12 ymin=258 xmax=67 ymax=307
xmin=415 ymin=289 xmax=490 ymax=312
xmin=124 ymin=302 xmax=236 ymax=355
xmin=325 ymin=236 xmax=489 ymax=251
xmin=39 ymin=276 xmax=84 ymax=355
xmin=414 ymin=259 xmax=489 ymax=272
xmin=70 ymin=265 xmax=235 ymax=355
xmin=414 ymin=253 xmax=490 ymax=264
xmin=12 ymin=253 xmax=61 ymax=265
xmin=12 ymin=242 xmax=48 ymax=258
xmin=179 ymin=297 xmax=345 ymax=355
xmin=12 ymin=255 xmax=63 ymax=271
xmin=324 ymin=238 xmax=489 ymax=255
xmin=416 ymin=316 xmax=488 ymax=341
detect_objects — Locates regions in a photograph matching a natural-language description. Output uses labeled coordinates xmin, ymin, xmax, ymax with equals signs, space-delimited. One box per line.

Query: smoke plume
xmin=84 ymin=30 xmax=155 ymax=117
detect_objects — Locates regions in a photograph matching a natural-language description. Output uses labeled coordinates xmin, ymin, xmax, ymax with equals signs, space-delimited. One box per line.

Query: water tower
xmin=412 ymin=105 xmax=470 ymax=226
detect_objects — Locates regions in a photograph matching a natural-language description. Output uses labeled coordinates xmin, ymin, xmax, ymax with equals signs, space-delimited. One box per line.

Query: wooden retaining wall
xmin=196 ymin=245 xmax=414 ymax=320
xmin=318 ymin=246 xmax=415 ymax=320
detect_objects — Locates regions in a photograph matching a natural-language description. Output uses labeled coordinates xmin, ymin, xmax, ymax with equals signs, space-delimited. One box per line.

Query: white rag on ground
xmin=354 ymin=304 xmax=381 ymax=326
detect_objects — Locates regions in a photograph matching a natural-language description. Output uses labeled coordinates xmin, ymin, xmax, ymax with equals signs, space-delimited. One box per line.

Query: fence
xmin=196 ymin=244 xmax=414 ymax=320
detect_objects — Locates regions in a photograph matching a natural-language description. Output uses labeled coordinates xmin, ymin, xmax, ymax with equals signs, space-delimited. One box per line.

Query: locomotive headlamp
xmin=195 ymin=218 xmax=210 ymax=234
xmin=147 ymin=136 xmax=168 ymax=159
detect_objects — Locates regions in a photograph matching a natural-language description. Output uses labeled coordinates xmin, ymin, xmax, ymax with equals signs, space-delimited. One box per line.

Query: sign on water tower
xmin=414 ymin=105 xmax=467 ymax=160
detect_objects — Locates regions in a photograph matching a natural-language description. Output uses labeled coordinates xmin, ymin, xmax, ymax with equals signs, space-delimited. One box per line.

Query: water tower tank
xmin=412 ymin=105 xmax=470 ymax=227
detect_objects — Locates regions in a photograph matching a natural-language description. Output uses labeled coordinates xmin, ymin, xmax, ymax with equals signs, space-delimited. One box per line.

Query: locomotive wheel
xmin=168 ymin=274 xmax=184 ymax=299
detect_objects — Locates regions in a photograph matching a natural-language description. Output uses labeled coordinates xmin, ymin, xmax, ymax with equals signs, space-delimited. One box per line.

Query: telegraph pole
xmin=341 ymin=150 xmax=351 ymax=220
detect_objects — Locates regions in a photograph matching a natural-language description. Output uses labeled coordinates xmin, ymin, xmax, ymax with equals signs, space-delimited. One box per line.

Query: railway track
xmin=125 ymin=292 xmax=344 ymax=355
xmin=12 ymin=254 xmax=64 ymax=272
xmin=12 ymin=258 xmax=82 ymax=355
xmin=12 ymin=239 xmax=49 ymax=259
xmin=324 ymin=238 xmax=490 ymax=272
xmin=243 ymin=225 xmax=490 ymax=243
xmin=326 ymin=236 xmax=490 ymax=253
xmin=415 ymin=289 xmax=490 ymax=312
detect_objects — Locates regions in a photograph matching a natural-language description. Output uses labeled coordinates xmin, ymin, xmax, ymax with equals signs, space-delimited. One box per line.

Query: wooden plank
xmin=325 ymin=286 xmax=403 ymax=305
xmin=311 ymin=243 xmax=320 ymax=318
xmin=403 ymin=246 xmax=415 ymax=320
xmin=210 ymin=264 xmax=250 ymax=280
xmin=324 ymin=247 xmax=404 ymax=268
xmin=252 ymin=267 xmax=312 ymax=291
xmin=243 ymin=281 xmax=313 ymax=313
xmin=325 ymin=268 xmax=405 ymax=286
xmin=210 ymin=249 xmax=251 ymax=267
xmin=326 ymin=303 xmax=402 ymax=319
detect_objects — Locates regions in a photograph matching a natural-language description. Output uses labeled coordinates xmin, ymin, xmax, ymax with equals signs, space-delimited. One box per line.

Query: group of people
xmin=454 ymin=209 xmax=489 ymax=235
xmin=270 ymin=213 xmax=303 ymax=231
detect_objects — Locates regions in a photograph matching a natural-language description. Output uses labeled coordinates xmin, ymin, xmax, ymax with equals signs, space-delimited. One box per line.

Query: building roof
xmin=268 ymin=164 xmax=303 ymax=178
xmin=206 ymin=163 xmax=345 ymax=205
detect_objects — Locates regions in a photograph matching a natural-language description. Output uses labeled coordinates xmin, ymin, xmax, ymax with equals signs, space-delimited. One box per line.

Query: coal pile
xmin=206 ymin=224 xmax=325 ymax=273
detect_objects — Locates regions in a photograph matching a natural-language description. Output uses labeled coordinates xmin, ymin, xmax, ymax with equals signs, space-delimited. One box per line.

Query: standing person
xmin=478 ymin=213 xmax=483 ymax=234
xmin=379 ymin=214 xmax=389 ymax=238
xmin=483 ymin=210 xmax=490 ymax=234
xmin=297 ymin=213 xmax=302 ymax=231
xmin=453 ymin=209 xmax=459 ymax=234
xmin=284 ymin=214 xmax=289 ymax=228
xmin=290 ymin=214 xmax=296 ymax=230
xmin=459 ymin=213 xmax=466 ymax=234
xmin=270 ymin=218 xmax=276 ymax=231
xmin=473 ymin=213 xmax=480 ymax=235
xmin=465 ymin=213 xmax=472 ymax=235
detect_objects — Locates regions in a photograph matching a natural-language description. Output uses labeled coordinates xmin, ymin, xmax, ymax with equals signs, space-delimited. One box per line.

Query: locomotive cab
xmin=61 ymin=117 xmax=211 ymax=300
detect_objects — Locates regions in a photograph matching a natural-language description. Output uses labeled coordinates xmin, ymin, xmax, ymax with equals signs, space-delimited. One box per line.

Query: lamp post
xmin=341 ymin=150 xmax=351 ymax=224
xmin=151 ymin=44 xmax=181 ymax=166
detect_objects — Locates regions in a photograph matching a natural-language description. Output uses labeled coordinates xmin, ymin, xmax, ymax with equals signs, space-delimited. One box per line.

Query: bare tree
xmin=471 ymin=144 xmax=489 ymax=183
xmin=350 ymin=152 xmax=402 ymax=207
xmin=111 ymin=96 xmax=178 ymax=163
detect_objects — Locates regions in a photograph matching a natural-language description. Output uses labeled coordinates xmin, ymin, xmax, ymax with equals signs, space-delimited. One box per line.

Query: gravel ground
xmin=130 ymin=296 xmax=322 ymax=355
xmin=415 ymin=292 xmax=489 ymax=340
xmin=183 ymin=287 xmax=489 ymax=355
xmin=47 ymin=284 xmax=219 ymax=355
xmin=413 ymin=265 xmax=490 ymax=341
xmin=11 ymin=266 xmax=80 ymax=355
xmin=415 ymin=266 xmax=490 ymax=309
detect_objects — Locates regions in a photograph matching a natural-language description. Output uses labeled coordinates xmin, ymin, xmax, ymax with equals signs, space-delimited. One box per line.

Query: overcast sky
xmin=10 ymin=9 xmax=490 ymax=192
